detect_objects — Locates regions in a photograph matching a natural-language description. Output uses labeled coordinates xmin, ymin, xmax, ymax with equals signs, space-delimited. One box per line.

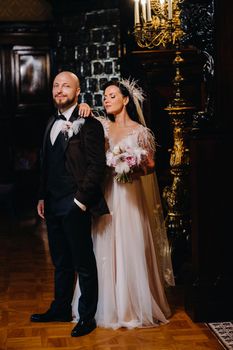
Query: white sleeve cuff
xmin=74 ymin=198 xmax=86 ymax=211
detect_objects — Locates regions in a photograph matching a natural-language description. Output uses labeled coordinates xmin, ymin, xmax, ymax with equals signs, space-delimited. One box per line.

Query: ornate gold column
xmin=162 ymin=46 xmax=194 ymax=275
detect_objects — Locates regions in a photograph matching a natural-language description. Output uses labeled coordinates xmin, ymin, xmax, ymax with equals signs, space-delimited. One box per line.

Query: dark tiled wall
xmin=54 ymin=8 xmax=121 ymax=110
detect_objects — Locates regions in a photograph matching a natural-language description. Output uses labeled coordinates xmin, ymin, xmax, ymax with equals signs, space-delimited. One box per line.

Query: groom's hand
xmin=37 ymin=199 xmax=45 ymax=219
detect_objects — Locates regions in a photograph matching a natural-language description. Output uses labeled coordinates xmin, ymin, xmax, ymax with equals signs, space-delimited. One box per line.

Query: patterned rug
xmin=207 ymin=322 xmax=233 ymax=350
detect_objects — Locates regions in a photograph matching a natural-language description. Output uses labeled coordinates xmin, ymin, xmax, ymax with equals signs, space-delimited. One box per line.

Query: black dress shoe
xmin=30 ymin=309 xmax=73 ymax=322
xmin=71 ymin=318 xmax=96 ymax=337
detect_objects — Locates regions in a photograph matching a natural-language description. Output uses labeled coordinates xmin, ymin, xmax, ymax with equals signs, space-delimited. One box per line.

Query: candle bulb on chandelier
xmin=134 ymin=0 xmax=140 ymax=25
xmin=141 ymin=0 xmax=147 ymax=22
xmin=146 ymin=0 xmax=152 ymax=21
xmin=168 ymin=0 xmax=173 ymax=19
xmin=160 ymin=0 xmax=165 ymax=16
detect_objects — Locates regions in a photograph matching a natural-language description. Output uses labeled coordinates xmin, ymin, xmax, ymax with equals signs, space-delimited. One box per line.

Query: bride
xmin=72 ymin=79 xmax=175 ymax=329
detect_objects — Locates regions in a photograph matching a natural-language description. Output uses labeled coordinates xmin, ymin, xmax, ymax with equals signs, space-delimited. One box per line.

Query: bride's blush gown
xmin=72 ymin=119 xmax=175 ymax=329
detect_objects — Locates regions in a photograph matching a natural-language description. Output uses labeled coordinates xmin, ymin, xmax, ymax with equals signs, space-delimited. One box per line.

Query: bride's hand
xmin=144 ymin=157 xmax=155 ymax=175
xmin=130 ymin=167 xmax=146 ymax=180
xmin=78 ymin=103 xmax=92 ymax=117
xmin=131 ymin=157 xmax=155 ymax=180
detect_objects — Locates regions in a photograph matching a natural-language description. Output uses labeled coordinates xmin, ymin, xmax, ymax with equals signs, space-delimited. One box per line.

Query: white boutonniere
xmin=61 ymin=118 xmax=85 ymax=140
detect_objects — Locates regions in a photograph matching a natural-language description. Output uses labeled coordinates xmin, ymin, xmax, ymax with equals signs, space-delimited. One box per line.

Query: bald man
xmin=30 ymin=71 xmax=109 ymax=337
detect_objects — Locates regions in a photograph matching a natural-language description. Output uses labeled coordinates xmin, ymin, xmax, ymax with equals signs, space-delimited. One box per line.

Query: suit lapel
xmin=69 ymin=105 xmax=79 ymax=123
xmin=42 ymin=115 xmax=56 ymax=154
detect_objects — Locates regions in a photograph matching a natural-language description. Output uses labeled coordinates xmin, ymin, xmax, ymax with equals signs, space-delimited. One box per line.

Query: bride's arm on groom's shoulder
xmin=78 ymin=103 xmax=92 ymax=117
xmin=81 ymin=108 xmax=105 ymax=120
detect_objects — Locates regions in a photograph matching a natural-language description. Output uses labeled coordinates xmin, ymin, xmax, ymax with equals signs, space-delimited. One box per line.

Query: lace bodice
xmin=96 ymin=116 xmax=156 ymax=154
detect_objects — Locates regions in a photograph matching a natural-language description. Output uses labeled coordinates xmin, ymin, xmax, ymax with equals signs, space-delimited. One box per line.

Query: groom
xmin=30 ymin=71 xmax=109 ymax=337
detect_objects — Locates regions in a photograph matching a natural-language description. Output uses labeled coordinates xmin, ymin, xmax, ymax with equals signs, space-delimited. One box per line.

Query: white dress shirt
xmin=50 ymin=103 xmax=86 ymax=211
xmin=50 ymin=104 xmax=77 ymax=145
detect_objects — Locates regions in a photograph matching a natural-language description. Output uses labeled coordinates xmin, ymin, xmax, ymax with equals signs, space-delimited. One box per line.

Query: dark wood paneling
xmin=0 ymin=47 xmax=13 ymax=179
xmin=0 ymin=47 xmax=12 ymax=119
xmin=215 ymin=1 xmax=233 ymax=130
xmin=0 ymin=50 xmax=3 ymax=114
xmin=184 ymin=0 xmax=233 ymax=322
xmin=185 ymin=132 xmax=233 ymax=322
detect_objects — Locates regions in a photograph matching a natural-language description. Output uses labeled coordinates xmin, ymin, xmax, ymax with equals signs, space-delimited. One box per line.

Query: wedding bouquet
xmin=106 ymin=144 xmax=148 ymax=183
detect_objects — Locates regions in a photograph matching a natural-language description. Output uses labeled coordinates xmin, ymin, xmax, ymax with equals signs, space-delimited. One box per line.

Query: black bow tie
xmin=55 ymin=113 xmax=66 ymax=121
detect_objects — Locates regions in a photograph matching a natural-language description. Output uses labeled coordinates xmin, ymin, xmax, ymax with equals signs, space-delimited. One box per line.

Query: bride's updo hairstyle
xmin=103 ymin=79 xmax=145 ymax=125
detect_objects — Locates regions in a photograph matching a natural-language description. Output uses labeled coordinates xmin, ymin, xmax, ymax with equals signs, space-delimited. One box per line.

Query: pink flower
xmin=106 ymin=145 xmax=148 ymax=183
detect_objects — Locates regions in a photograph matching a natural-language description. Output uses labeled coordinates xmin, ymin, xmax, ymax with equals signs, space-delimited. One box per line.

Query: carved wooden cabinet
xmin=0 ymin=25 xmax=52 ymax=210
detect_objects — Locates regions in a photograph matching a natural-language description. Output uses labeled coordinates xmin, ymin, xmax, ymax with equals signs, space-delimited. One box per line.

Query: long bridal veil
xmin=141 ymin=172 xmax=175 ymax=287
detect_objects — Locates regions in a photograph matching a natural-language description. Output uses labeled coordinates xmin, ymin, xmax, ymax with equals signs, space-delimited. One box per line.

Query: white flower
xmin=72 ymin=119 xmax=85 ymax=134
xmin=134 ymin=147 xmax=147 ymax=164
xmin=115 ymin=161 xmax=130 ymax=174
xmin=112 ymin=145 xmax=121 ymax=155
xmin=62 ymin=118 xmax=85 ymax=139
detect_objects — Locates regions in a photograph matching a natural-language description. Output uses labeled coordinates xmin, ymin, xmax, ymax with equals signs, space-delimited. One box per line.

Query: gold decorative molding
xmin=162 ymin=47 xmax=194 ymax=243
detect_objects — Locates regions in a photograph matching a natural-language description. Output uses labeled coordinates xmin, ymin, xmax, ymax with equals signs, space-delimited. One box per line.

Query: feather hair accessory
xmin=119 ymin=78 xmax=147 ymax=126
xmin=120 ymin=78 xmax=145 ymax=104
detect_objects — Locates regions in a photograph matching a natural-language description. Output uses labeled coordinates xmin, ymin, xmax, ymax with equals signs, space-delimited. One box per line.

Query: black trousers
xmin=45 ymin=195 xmax=98 ymax=321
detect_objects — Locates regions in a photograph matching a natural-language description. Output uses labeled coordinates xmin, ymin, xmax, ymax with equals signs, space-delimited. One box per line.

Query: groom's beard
xmin=53 ymin=95 xmax=76 ymax=110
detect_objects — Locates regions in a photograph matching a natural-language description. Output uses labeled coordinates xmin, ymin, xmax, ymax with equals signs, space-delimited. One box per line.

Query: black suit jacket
xmin=39 ymin=107 xmax=109 ymax=217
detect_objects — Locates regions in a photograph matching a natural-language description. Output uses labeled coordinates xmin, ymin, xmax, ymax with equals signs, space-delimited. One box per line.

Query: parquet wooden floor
xmin=0 ymin=213 xmax=224 ymax=350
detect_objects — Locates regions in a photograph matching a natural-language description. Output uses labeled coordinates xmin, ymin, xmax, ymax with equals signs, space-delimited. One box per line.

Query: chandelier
xmin=133 ymin=0 xmax=184 ymax=48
